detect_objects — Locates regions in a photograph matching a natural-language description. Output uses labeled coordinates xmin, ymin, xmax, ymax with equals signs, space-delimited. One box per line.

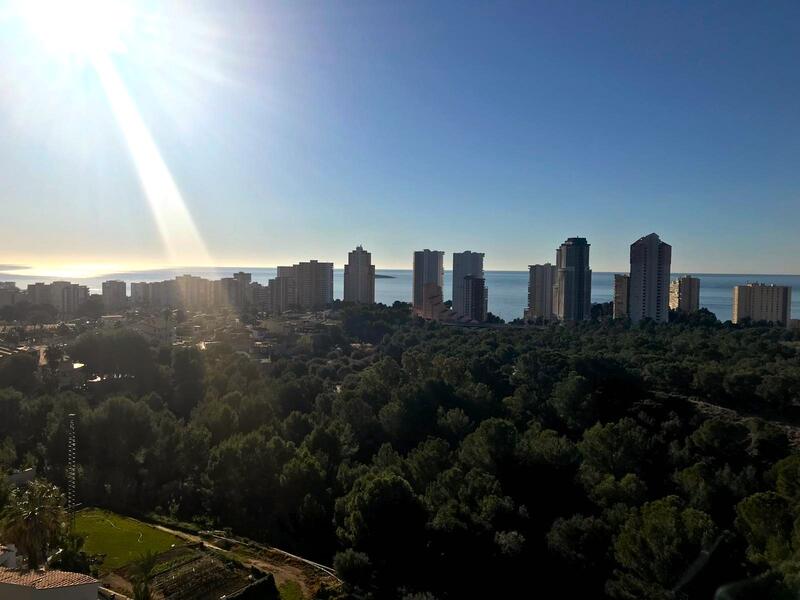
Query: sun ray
xmin=13 ymin=0 xmax=218 ymax=273
xmin=91 ymin=53 xmax=212 ymax=268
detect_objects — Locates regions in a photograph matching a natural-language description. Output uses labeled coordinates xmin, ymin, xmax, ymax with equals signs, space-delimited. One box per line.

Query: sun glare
xmin=93 ymin=53 xmax=212 ymax=266
xmin=12 ymin=263 xmax=132 ymax=280
xmin=12 ymin=0 xmax=215 ymax=269
xmin=18 ymin=0 xmax=132 ymax=59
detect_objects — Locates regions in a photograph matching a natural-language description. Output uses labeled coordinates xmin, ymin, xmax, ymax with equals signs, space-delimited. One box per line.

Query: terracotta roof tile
xmin=0 ymin=567 xmax=97 ymax=589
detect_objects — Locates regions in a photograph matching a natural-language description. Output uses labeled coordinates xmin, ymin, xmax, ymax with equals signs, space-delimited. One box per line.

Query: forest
xmin=2 ymin=304 xmax=800 ymax=599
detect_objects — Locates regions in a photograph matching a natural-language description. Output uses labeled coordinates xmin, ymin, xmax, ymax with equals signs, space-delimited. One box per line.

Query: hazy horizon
xmin=3 ymin=262 xmax=800 ymax=282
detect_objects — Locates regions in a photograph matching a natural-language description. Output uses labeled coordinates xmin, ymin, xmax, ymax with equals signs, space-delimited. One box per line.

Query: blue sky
xmin=1 ymin=0 xmax=799 ymax=273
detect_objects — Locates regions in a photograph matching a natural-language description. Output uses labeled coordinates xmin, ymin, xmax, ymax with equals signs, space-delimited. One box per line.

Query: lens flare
xmin=93 ymin=54 xmax=211 ymax=266
xmin=14 ymin=0 xmax=214 ymax=269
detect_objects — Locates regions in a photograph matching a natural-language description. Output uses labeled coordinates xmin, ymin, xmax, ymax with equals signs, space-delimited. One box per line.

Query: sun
xmin=11 ymin=0 xmax=214 ymax=267
xmin=18 ymin=0 xmax=132 ymax=60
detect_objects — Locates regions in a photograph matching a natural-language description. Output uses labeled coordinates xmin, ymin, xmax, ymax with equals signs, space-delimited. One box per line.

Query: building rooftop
xmin=0 ymin=567 xmax=97 ymax=589
xmin=735 ymin=282 xmax=793 ymax=290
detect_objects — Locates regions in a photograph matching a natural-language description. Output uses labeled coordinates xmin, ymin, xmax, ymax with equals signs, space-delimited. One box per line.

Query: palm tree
xmin=51 ymin=532 xmax=92 ymax=574
xmin=131 ymin=550 xmax=159 ymax=600
xmin=0 ymin=480 xmax=67 ymax=569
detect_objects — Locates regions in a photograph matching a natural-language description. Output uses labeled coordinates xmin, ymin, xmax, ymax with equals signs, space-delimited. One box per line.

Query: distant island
xmin=375 ymin=274 xmax=395 ymax=279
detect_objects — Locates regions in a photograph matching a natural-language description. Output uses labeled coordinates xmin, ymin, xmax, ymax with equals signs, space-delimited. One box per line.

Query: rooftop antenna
xmin=67 ymin=413 xmax=77 ymax=530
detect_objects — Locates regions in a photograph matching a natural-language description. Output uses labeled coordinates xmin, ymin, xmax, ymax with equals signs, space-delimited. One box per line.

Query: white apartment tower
xmin=344 ymin=245 xmax=376 ymax=304
xmin=525 ymin=263 xmax=556 ymax=321
xmin=732 ymin=283 xmax=791 ymax=325
xmin=670 ymin=276 xmax=701 ymax=313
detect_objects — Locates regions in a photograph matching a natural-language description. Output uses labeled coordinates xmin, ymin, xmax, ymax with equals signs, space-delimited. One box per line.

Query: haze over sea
xmin=3 ymin=268 xmax=799 ymax=323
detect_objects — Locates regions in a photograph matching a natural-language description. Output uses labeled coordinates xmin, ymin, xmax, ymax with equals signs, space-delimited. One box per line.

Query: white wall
xmin=37 ymin=583 xmax=99 ymax=600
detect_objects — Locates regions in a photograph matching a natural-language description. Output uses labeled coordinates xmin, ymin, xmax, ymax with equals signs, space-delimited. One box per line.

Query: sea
xmin=2 ymin=268 xmax=799 ymax=323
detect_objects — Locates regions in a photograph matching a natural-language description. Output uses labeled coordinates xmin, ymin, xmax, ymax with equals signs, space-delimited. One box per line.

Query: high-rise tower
xmin=525 ymin=263 xmax=556 ymax=321
xmin=344 ymin=246 xmax=376 ymax=304
xmin=412 ymin=250 xmax=444 ymax=316
xmin=553 ymin=237 xmax=592 ymax=322
xmin=629 ymin=233 xmax=672 ymax=323
xmin=452 ymin=251 xmax=485 ymax=316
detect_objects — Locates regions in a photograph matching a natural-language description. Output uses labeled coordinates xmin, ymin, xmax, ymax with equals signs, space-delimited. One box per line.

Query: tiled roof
xmin=0 ymin=567 xmax=97 ymax=589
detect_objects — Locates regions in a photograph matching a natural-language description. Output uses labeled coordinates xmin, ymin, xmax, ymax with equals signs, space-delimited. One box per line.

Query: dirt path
xmin=99 ymin=583 xmax=132 ymax=599
xmin=149 ymin=524 xmax=339 ymax=597
xmin=232 ymin=551 xmax=316 ymax=597
xmin=689 ymin=397 xmax=800 ymax=446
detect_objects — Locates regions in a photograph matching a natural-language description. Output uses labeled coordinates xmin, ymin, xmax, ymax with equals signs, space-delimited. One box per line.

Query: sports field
xmin=74 ymin=508 xmax=182 ymax=572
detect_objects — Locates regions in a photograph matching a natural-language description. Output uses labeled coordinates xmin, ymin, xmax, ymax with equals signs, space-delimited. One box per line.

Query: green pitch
xmin=74 ymin=508 xmax=182 ymax=572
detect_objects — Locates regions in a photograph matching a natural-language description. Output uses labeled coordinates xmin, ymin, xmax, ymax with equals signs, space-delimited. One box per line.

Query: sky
xmin=1 ymin=0 xmax=799 ymax=275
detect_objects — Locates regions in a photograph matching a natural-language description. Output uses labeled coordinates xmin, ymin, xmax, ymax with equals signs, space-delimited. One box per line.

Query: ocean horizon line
xmin=3 ymin=266 xmax=800 ymax=280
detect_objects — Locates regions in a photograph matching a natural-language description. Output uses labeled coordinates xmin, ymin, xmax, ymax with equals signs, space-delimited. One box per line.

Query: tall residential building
xmin=525 ymin=263 xmax=556 ymax=321
xmin=421 ymin=282 xmax=450 ymax=321
xmin=233 ymin=272 xmax=252 ymax=307
xmin=268 ymin=272 xmax=297 ymax=314
xmin=26 ymin=281 xmax=88 ymax=315
xmin=267 ymin=266 xmax=298 ymax=313
xmin=26 ymin=282 xmax=51 ymax=306
xmin=553 ymin=238 xmax=592 ymax=322
xmin=250 ymin=282 xmax=270 ymax=310
xmin=629 ymin=233 xmax=672 ymax=324
xmin=51 ymin=282 xmax=89 ymax=315
xmin=149 ymin=280 xmax=177 ymax=307
xmin=412 ymin=250 xmax=444 ymax=315
xmin=175 ymin=275 xmax=212 ymax=309
xmin=295 ymin=260 xmax=333 ymax=310
xmin=452 ymin=251 xmax=484 ymax=316
xmin=613 ymin=274 xmax=630 ymax=319
xmin=214 ymin=278 xmax=241 ymax=307
xmin=670 ymin=276 xmax=701 ymax=313
xmin=277 ymin=265 xmax=296 ymax=278
xmin=732 ymin=283 xmax=791 ymax=325
xmin=131 ymin=282 xmax=150 ymax=305
xmin=463 ymin=276 xmax=488 ymax=322
xmin=344 ymin=245 xmax=376 ymax=304
xmin=0 ymin=283 xmax=20 ymax=309
xmin=102 ymin=280 xmax=127 ymax=313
